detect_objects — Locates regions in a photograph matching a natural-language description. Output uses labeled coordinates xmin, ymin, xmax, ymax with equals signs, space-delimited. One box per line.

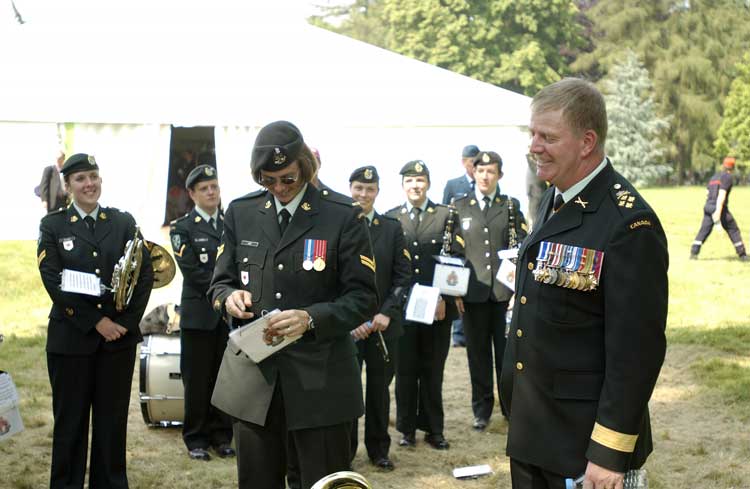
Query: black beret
xmin=186 ymin=164 xmax=218 ymax=189
xmin=473 ymin=151 xmax=503 ymax=170
xmin=60 ymin=153 xmax=99 ymax=177
xmin=462 ymin=145 xmax=480 ymax=158
xmin=251 ymin=121 xmax=304 ymax=174
xmin=349 ymin=165 xmax=379 ymax=184
xmin=400 ymin=160 xmax=430 ymax=179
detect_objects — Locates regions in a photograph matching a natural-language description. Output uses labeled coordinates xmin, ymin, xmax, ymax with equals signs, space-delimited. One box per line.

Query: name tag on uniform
xmin=194 ymin=237 xmax=209 ymax=243
xmin=240 ymin=240 xmax=259 ymax=247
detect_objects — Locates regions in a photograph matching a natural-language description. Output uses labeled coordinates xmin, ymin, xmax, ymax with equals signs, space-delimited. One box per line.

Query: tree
xmin=602 ymin=50 xmax=671 ymax=186
xmin=309 ymin=1 xmax=388 ymax=49
xmin=311 ymin=0 xmax=586 ymax=96
xmin=572 ymin=0 xmax=750 ymax=181
xmin=714 ymin=53 xmax=750 ymax=163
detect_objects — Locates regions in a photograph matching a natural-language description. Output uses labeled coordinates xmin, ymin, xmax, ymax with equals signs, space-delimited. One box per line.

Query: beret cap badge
xmin=482 ymin=153 xmax=491 ymax=163
xmin=273 ymin=147 xmax=286 ymax=165
xmin=204 ymin=167 xmax=214 ymax=176
xmin=364 ymin=168 xmax=373 ymax=180
xmin=414 ymin=162 xmax=424 ymax=172
xmin=88 ymin=155 xmax=97 ymax=166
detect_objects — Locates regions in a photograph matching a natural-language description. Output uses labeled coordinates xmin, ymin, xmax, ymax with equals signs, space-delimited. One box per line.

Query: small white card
xmin=60 ymin=269 xmax=102 ymax=296
xmin=452 ymin=464 xmax=493 ymax=479
xmin=405 ymin=284 xmax=441 ymax=325
xmin=434 ymin=255 xmax=466 ymax=266
xmin=495 ymin=259 xmax=517 ymax=291
xmin=229 ymin=309 xmax=300 ymax=363
xmin=497 ymin=248 xmax=519 ymax=260
xmin=432 ymin=263 xmax=470 ymax=296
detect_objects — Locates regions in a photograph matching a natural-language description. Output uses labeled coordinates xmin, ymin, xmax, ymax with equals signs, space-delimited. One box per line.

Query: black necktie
xmin=208 ymin=217 xmax=216 ymax=230
xmin=84 ymin=215 xmax=96 ymax=234
xmin=482 ymin=196 xmax=491 ymax=216
xmin=553 ymin=193 xmax=565 ymax=213
xmin=470 ymin=180 xmax=476 ymax=191
xmin=279 ymin=209 xmax=291 ymax=235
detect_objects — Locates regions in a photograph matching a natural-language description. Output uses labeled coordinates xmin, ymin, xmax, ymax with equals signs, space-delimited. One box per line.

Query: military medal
xmin=533 ymin=241 xmax=552 ymax=283
xmin=313 ymin=239 xmax=327 ymax=271
xmin=302 ymin=239 xmax=315 ymax=271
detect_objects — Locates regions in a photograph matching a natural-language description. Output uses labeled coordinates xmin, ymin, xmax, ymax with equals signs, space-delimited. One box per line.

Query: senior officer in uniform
xmin=348 ymin=165 xmax=412 ymax=471
xmin=500 ymin=78 xmax=668 ymax=489
xmin=37 ymin=153 xmax=154 ymax=489
xmin=208 ymin=121 xmax=378 ymax=489
xmin=386 ymin=160 xmax=464 ymax=451
xmin=169 ymin=164 xmax=234 ymax=461
xmin=452 ymin=151 xmax=527 ymax=431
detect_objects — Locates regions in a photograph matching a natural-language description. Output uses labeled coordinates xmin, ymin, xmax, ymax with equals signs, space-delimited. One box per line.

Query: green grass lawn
xmin=1 ymin=185 xmax=749 ymax=488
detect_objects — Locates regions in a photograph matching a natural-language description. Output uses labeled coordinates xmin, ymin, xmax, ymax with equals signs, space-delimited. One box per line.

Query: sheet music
xmin=60 ymin=269 xmax=102 ymax=296
xmin=228 ymin=309 xmax=300 ymax=363
xmin=405 ymin=284 xmax=441 ymax=325
xmin=496 ymin=258 xmax=517 ymax=291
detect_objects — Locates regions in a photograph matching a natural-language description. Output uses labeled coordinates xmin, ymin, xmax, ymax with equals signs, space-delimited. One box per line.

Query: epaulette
xmin=452 ymin=193 xmax=470 ymax=204
xmin=319 ymin=188 xmax=355 ymax=206
xmin=385 ymin=204 xmax=403 ymax=215
xmin=47 ymin=207 xmax=66 ymax=216
xmin=230 ymin=189 xmax=267 ymax=205
xmin=169 ymin=213 xmax=190 ymax=226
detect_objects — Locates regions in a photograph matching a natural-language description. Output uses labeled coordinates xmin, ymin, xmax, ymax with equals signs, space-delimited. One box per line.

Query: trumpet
xmin=112 ymin=226 xmax=176 ymax=312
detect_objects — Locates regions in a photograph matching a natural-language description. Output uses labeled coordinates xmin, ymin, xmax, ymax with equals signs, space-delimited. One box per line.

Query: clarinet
xmin=441 ymin=204 xmax=457 ymax=256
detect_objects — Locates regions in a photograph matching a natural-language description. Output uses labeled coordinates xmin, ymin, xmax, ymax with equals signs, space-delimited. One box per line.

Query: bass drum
xmin=139 ymin=333 xmax=184 ymax=426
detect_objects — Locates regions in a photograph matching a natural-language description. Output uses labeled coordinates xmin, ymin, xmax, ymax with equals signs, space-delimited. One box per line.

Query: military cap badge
xmin=204 ymin=167 xmax=214 ymax=176
xmin=88 ymin=155 xmax=97 ymax=166
xmin=273 ymin=147 xmax=286 ymax=165
xmin=364 ymin=168 xmax=373 ymax=180
xmin=414 ymin=162 xmax=424 ymax=172
xmin=482 ymin=153 xmax=491 ymax=163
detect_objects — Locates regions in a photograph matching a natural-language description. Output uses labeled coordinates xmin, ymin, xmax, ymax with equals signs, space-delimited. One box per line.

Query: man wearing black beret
xmin=208 ymin=121 xmax=378 ymax=489
xmin=169 ymin=164 xmax=234 ymax=461
xmin=348 ymin=165 xmax=412 ymax=471
xmin=386 ymin=160 xmax=465 ymax=451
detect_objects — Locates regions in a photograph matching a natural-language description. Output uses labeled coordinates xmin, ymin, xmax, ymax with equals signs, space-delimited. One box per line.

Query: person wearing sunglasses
xmin=208 ymin=120 xmax=378 ymax=489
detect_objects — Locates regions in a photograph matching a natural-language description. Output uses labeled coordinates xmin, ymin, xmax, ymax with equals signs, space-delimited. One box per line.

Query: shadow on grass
xmin=691 ymin=358 xmax=750 ymax=420
xmin=668 ymin=323 xmax=750 ymax=355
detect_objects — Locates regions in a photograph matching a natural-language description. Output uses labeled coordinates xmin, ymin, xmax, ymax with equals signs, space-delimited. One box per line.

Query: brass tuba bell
xmin=311 ymin=471 xmax=372 ymax=489
xmin=112 ymin=226 xmax=176 ymax=312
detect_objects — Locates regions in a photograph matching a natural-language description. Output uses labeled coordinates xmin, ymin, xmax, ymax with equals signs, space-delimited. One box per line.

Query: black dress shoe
xmin=398 ymin=432 xmax=416 ymax=447
xmin=213 ymin=444 xmax=236 ymax=458
xmin=424 ymin=433 xmax=450 ymax=450
xmin=371 ymin=456 xmax=395 ymax=471
xmin=188 ymin=448 xmax=211 ymax=461
xmin=473 ymin=417 xmax=489 ymax=431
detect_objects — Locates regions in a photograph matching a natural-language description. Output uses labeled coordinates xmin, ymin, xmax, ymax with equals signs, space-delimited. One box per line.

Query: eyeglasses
xmin=259 ymin=173 xmax=300 ymax=187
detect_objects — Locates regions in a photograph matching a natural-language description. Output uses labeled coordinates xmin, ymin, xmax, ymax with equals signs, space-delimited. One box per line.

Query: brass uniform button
xmin=516 ymin=362 xmax=524 ymax=370
xmin=527 ymin=262 xmax=534 ymax=270
xmin=516 ymin=329 xmax=523 ymax=338
xmin=520 ymin=296 xmax=527 ymax=304
xmin=92 ymin=251 xmax=98 ymax=257
xmin=275 ymin=292 xmax=282 ymax=300
xmin=277 ymin=264 xmax=284 ymax=271
xmin=97 ymin=304 xmax=102 ymax=309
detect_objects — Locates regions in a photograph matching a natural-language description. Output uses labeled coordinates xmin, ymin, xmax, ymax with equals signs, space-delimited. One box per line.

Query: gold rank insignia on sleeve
xmin=37 ymin=249 xmax=47 ymax=266
xmin=403 ymin=249 xmax=411 ymax=260
xmin=216 ymin=243 xmax=225 ymax=260
xmin=591 ymin=422 xmax=638 ymax=453
xmin=455 ymin=235 xmax=465 ymax=248
xmin=360 ymin=255 xmax=376 ymax=273
xmin=616 ymin=190 xmax=636 ymax=208
xmin=174 ymin=244 xmax=186 ymax=257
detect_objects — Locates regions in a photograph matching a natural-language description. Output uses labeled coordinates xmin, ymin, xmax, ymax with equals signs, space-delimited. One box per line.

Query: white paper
xmin=432 ymin=263 xmax=470 ymax=296
xmin=496 ymin=259 xmax=517 ymax=291
xmin=61 ymin=269 xmax=102 ymax=296
xmin=452 ymin=464 xmax=493 ymax=479
xmin=497 ymin=248 xmax=519 ymax=260
xmin=434 ymin=255 xmax=466 ymax=266
xmin=405 ymin=284 xmax=441 ymax=325
xmin=228 ymin=309 xmax=300 ymax=363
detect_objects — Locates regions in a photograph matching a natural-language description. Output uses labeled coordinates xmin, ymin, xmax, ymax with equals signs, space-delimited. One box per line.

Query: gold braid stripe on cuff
xmin=591 ymin=422 xmax=638 ymax=453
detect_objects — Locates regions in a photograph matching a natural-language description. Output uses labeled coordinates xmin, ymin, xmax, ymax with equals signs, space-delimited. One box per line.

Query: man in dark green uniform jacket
xmin=208 ymin=121 xmax=378 ymax=489
xmin=386 ymin=160 xmax=464 ymax=451
xmin=348 ymin=165 xmax=412 ymax=471
xmin=169 ymin=164 xmax=233 ymax=461
xmin=452 ymin=151 xmax=527 ymax=431
xmin=38 ymin=153 xmax=154 ymax=489
xmin=500 ymin=78 xmax=668 ymax=489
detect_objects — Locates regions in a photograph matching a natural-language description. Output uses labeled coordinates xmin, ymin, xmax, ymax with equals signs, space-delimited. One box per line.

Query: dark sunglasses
xmin=259 ymin=173 xmax=299 ymax=187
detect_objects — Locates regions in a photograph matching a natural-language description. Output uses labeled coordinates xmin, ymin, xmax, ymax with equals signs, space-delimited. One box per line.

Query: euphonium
xmin=311 ymin=471 xmax=372 ymax=489
xmin=112 ymin=227 xmax=176 ymax=312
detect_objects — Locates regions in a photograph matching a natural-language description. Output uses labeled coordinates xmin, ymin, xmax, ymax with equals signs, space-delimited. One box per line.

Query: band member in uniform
xmin=500 ymin=78 xmax=668 ymax=489
xmin=208 ymin=121 xmax=378 ymax=489
xmin=348 ymin=165 xmax=412 ymax=471
xmin=37 ymin=153 xmax=154 ymax=489
xmin=169 ymin=164 xmax=234 ymax=461
xmin=386 ymin=160 xmax=464 ymax=451
xmin=452 ymin=151 xmax=527 ymax=431
xmin=689 ymin=156 xmax=748 ymax=261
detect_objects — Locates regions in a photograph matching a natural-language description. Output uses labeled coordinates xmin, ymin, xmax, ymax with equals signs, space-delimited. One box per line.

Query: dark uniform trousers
xmin=38 ymin=206 xmax=153 ymax=489
xmin=386 ymin=200 xmax=463 ymax=438
xmin=510 ymin=459 xmax=567 ymax=489
xmin=349 ymin=213 xmax=411 ymax=461
xmin=208 ymin=185 xmax=378 ymax=489
xmin=170 ymin=209 xmax=233 ymax=450
xmin=453 ymin=192 xmax=527 ymax=421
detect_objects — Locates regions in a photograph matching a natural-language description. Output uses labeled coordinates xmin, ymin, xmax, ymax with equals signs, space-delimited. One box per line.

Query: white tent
xmin=2 ymin=1 xmax=532 ymax=242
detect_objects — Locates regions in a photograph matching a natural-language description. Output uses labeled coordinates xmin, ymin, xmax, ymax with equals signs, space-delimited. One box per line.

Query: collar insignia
xmin=70 ymin=215 xmax=78 ymax=223
xmin=470 ymin=199 xmax=476 ymax=206
xmin=301 ymin=202 xmax=311 ymax=211
xmin=373 ymin=218 xmax=379 ymax=225
xmin=427 ymin=207 xmax=434 ymax=213
xmin=194 ymin=216 xmax=201 ymax=223
xmin=99 ymin=212 xmax=107 ymax=220
xmin=265 ymin=201 xmax=272 ymax=209
xmin=574 ymin=196 xmax=588 ymax=209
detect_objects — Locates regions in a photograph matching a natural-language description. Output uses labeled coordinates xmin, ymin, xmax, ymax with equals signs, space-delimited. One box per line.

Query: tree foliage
xmin=311 ymin=0 xmax=585 ymax=96
xmin=603 ymin=50 xmax=671 ymax=186
xmin=573 ymin=0 xmax=750 ymax=181
xmin=714 ymin=54 xmax=750 ymax=164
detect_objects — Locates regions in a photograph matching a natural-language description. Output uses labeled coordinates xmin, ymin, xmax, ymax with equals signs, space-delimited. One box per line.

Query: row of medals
xmin=303 ymin=257 xmax=326 ymax=272
xmin=532 ymin=241 xmax=604 ymax=291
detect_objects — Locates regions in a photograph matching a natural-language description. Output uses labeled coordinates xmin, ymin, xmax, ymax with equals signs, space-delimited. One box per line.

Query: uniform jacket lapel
xmin=277 ymin=185 xmax=318 ymax=254
xmin=485 ymin=193 xmax=507 ymax=225
xmin=94 ymin=208 xmax=112 ymax=243
xmin=369 ymin=212 xmax=383 ymax=245
xmin=66 ymin=206 xmax=97 ymax=247
xmin=419 ymin=200 xmax=438 ymax=233
xmin=397 ymin=203 xmax=418 ymax=237
xmin=258 ymin=193 xmax=281 ymax=248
